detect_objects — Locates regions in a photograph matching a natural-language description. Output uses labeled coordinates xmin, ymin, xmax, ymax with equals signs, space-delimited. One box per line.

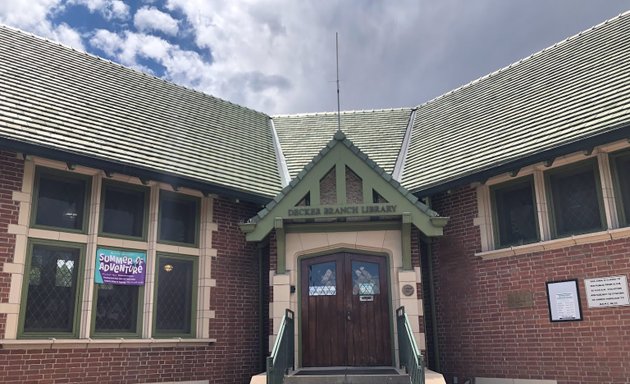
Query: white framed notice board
xmin=546 ymin=279 xmax=583 ymax=322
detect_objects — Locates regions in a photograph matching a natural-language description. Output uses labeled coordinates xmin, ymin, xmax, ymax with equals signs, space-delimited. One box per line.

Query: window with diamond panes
xmin=32 ymin=168 xmax=90 ymax=232
xmin=491 ymin=177 xmax=539 ymax=247
xmin=547 ymin=160 xmax=604 ymax=237
xmin=100 ymin=182 xmax=148 ymax=239
xmin=611 ymin=150 xmax=630 ymax=226
xmin=158 ymin=191 xmax=199 ymax=246
xmin=154 ymin=255 xmax=197 ymax=336
xmin=352 ymin=261 xmax=380 ymax=295
xmin=93 ymin=284 xmax=141 ymax=335
xmin=20 ymin=243 xmax=83 ymax=336
xmin=308 ymin=262 xmax=336 ymax=296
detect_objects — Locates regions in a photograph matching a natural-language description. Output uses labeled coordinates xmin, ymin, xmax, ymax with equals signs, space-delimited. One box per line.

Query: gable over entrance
xmin=240 ymin=131 xmax=448 ymax=272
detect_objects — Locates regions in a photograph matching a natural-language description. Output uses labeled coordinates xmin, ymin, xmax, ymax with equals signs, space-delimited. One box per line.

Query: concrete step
xmin=250 ymin=367 xmax=446 ymax=384
xmin=284 ymin=367 xmax=410 ymax=384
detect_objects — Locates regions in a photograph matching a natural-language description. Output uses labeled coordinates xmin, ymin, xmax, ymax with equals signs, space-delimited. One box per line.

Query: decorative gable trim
xmin=240 ymin=131 xmax=448 ymax=245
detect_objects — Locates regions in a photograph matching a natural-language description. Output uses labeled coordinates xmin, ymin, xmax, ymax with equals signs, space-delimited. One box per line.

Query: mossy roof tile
xmin=403 ymin=11 xmax=630 ymax=193
xmin=272 ymin=109 xmax=412 ymax=179
xmin=0 ymin=12 xmax=629 ymax=200
xmin=0 ymin=26 xmax=281 ymax=198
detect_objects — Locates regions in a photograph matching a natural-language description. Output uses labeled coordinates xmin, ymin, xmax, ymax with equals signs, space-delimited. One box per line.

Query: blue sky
xmin=1 ymin=1 xmax=629 ymax=114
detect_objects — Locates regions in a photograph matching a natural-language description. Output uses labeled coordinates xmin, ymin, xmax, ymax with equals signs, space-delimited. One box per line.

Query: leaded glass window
xmin=154 ymin=255 xmax=196 ymax=335
xmin=547 ymin=160 xmax=604 ymax=237
xmin=94 ymin=284 xmax=140 ymax=334
xmin=352 ymin=261 xmax=380 ymax=295
xmin=101 ymin=183 xmax=147 ymax=239
xmin=308 ymin=262 xmax=336 ymax=296
xmin=158 ymin=191 xmax=199 ymax=245
xmin=492 ymin=177 xmax=538 ymax=247
xmin=21 ymin=243 xmax=82 ymax=335
xmin=33 ymin=169 xmax=89 ymax=231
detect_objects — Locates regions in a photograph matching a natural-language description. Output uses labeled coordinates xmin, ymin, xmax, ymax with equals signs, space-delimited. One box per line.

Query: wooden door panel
xmin=346 ymin=254 xmax=391 ymax=366
xmin=301 ymin=254 xmax=345 ymax=367
xmin=301 ymin=252 xmax=391 ymax=367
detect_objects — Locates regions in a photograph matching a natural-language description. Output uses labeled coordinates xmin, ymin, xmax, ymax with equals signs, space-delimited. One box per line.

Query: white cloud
xmin=89 ymin=29 xmax=208 ymax=79
xmin=50 ymin=22 xmax=84 ymax=50
xmin=110 ymin=0 xmax=129 ymax=19
xmin=134 ymin=7 xmax=179 ymax=36
xmin=0 ymin=0 xmax=85 ymax=51
xmin=163 ymin=0 xmax=379 ymax=113
xmin=159 ymin=0 xmax=467 ymax=114
xmin=90 ymin=29 xmax=123 ymax=57
xmin=4 ymin=0 xmax=630 ymax=115
xmin=159 ymin=1 xmax=630 ymax=115
xmin=69 ymin=0 xmax=129 ymax=21
xmin=0 ymin=0 xmax=59 ymax=29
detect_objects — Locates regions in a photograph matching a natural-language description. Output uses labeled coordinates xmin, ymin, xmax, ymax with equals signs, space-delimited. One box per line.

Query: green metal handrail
xmin=396 ymin=306 xmax=425 ymax=384
xmin=267 ymin=309 xmax=294 ymax=384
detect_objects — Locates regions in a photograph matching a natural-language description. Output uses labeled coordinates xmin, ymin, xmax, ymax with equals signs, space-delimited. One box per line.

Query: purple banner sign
xmin=95 ymin=247 xmax=146 ymax=285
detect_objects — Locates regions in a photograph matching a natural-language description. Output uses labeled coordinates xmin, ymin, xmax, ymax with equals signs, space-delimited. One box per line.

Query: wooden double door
xmin=300 ymin=252 xmax=391 ymax=367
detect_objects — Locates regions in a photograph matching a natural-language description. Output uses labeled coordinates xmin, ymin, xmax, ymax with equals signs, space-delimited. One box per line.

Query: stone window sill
xmin=0 ymin=338 xmax=216 ymax=350
xmin=476 ymin=226 xmax=630 ymax=260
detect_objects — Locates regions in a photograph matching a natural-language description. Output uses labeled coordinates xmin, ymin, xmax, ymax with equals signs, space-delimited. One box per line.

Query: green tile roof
xmin=1 ymin=12 xmax=629 ymax=202
xmin=0 ymin=25 xmax=280 ymax=199
xmin=403 ymin=11 xmax=630 ymax=193
xmin=272 ymin=109 xmax=411 ymax=179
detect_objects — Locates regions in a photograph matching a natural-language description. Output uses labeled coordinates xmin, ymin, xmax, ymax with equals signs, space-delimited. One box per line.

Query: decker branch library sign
xmin=287 ymin=204 xmax=398 ymax=218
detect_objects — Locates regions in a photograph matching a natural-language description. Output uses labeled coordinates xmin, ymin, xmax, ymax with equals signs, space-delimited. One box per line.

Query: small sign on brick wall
xmin=584 ymin=275 xmax=630 ymax=308
xmin=546 ymin=279 xmax=582 ymax=322
xmin=507 ymin=291 xmax=534 ymax=309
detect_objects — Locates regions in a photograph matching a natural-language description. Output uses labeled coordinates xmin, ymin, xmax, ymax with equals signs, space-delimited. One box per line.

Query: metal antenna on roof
xmin=336 ymin=32 xmax=341 ymax=133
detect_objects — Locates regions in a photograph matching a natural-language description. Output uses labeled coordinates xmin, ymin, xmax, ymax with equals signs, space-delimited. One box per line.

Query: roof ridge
xmin=0 ymin=24 xmax=270 ymax=118
xmin=415 ymin=10 xmax=630 ymax=109
xmin=272 ymin=107 xmax=412 ymax=118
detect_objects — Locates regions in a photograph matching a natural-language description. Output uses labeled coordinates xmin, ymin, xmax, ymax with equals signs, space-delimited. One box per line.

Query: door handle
xmin=346 ymin=311 xmax=351 ymax=321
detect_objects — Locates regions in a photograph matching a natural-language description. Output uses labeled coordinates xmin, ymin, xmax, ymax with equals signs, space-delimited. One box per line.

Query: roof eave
xmin=411 ymin=123 xmax=630 ymax=197
xmin=0 ymin=137 xmax=273 ymax=205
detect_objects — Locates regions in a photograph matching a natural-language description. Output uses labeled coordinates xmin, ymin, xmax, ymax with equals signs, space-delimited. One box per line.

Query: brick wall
xmin=0 ymin=150 xmax=23 ymax=340
xmin=0 ymin=346 xmax=245 ymax=383
xmin=431 ymin=186 xmax=630 ymax=383
xmin=0 ymin=154 xmax=265 ymax=383
xmin=208 ymin=198 xmax=264 ymax=383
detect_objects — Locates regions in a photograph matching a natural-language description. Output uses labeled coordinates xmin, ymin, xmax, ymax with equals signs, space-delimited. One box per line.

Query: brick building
xmin=0 ymin=11 xmax=629 ymax=384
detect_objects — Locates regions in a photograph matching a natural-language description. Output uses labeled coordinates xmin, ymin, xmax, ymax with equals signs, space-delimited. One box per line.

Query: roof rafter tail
xmin=0 ymin=138 xmax=272 ymax=205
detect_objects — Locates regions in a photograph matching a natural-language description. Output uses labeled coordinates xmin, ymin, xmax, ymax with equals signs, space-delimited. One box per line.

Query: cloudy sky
xmin=0 ymin=1 xmax=629 ymax=115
